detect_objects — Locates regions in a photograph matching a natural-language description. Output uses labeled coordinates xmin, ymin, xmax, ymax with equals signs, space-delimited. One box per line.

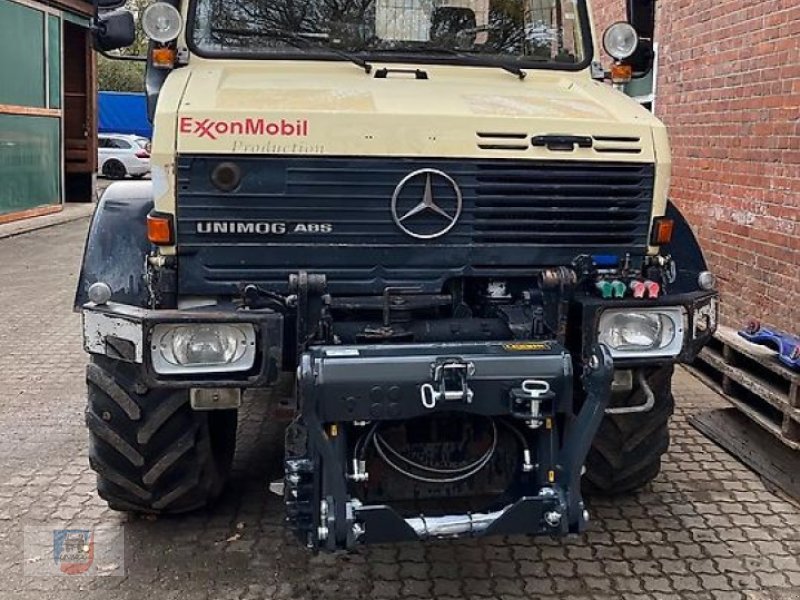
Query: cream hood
xmin=171 ymin=60 xmax=665 ymax=162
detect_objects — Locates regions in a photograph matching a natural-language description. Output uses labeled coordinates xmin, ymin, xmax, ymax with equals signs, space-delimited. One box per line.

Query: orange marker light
xmin=151 ymin=46 xmax=176 ymax=69
xmin=650 ymin=218 xmax=675 ymax=245
xmin=147 ymin=213 xmax=173 ymax=245
xmin=610 ymin=63 xmax=633 ymax=84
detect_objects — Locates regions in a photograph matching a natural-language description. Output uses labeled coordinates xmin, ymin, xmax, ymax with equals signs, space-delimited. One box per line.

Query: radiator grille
xmin=175 ymin=156 xmax=654 ymax=294
xmin=472 ymin=162 xmax=651 ymax=245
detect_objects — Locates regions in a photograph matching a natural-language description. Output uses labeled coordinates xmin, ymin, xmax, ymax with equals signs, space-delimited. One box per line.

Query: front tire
xmin=584 ymin=365 xmax=675 ymax=495
xmin=85 ymin=356 xmax=237 ymax=513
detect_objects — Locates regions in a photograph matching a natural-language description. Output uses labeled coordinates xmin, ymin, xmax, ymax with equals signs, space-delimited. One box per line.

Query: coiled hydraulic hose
xmin=372 ymin=418 xmax=498 ymax=484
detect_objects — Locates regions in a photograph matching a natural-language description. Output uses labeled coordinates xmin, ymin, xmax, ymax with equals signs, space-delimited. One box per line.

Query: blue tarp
xmin=98 ymin=91 xmax=153 ymax=139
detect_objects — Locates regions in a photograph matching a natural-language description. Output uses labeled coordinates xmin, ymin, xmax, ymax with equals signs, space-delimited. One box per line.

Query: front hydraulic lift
xmin=285 ymin=340 xmax=613 ymax=550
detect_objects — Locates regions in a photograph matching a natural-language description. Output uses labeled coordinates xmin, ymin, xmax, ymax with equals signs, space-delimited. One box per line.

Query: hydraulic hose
xmin=372 ymin=418 xmax=498 ymax=484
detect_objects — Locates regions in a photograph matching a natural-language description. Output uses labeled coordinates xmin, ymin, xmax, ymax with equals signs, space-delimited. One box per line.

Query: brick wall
xmin=590 ymin=0 xmax=800 ymax=331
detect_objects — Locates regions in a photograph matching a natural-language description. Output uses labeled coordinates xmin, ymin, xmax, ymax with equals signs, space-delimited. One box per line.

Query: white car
xmin=98 ymin=134 xmax=151 ymax=179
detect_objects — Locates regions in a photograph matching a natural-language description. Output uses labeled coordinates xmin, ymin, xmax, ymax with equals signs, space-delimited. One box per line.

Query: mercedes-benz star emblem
xmin=391 ymin=169 xmax=463 ymax=239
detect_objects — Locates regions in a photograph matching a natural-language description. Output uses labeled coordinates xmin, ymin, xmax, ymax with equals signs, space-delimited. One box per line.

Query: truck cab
xmin=78 ymin=0 xmax=718 ymax=550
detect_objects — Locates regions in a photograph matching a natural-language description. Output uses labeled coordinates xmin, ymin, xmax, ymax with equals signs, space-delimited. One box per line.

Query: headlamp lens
xmin=603 ymin=22 xmax=639 ymax=61
xmin=142 ymin=3 xmax=183 ymax=43
xmin=151 ymin=323 xmax=256 ymax=374
xmin=604 ymin=312 xmax=669 ymax=350
xmin=164 ymin=325 xmax=246 ymax=366
xmin=598 ymin=308 xmax=684 ymax=358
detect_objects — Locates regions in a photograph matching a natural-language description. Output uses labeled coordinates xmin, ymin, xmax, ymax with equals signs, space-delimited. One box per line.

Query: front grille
xmin=472 ymin=162 xmax=651 ymax=245
xmin=175 ymin=156 xmax=654 ymax=294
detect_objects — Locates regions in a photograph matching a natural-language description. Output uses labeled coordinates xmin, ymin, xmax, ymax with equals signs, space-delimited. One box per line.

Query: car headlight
xmin=151 ymin=323 xmax=256 ymax=374
xmin=598 ymin=307 xmax=685 ymax=358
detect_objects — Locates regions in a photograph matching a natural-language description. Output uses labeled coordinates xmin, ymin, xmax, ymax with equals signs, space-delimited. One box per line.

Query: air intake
xmin=592 ymin=135 xmax=643 ymax=155
xmin=476 ymin=132 xmax=529 ymax=151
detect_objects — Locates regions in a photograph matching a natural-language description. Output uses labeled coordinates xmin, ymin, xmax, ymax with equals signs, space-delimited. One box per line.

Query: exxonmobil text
xmin=179 ymin=117 xmax=309 ymax=140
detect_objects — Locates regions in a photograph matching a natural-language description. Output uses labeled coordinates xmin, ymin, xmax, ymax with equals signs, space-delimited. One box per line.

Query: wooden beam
xmin=0 ymin=204 xmax=63 ymax=225
xmin=48 ymin=0 xmax=93 ymax=18
xmin=0 ymin=104 xmax=62 ymax=118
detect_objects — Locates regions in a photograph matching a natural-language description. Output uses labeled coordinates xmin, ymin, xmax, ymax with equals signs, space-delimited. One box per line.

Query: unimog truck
xmin=78 ymin=0 xmax=719 ymax=550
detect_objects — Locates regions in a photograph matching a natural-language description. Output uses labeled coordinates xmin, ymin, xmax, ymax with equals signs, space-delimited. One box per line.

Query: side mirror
xmin=93 ymin=9 xmax=136 ymax=52
xmin=626 ymin=0 xmax=656 ymax=39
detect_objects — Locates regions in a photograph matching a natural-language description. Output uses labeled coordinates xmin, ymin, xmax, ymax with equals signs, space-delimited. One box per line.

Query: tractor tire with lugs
xmin=85 ymin=355 xmax=237 ymax=513
xmin=584 ymin=365 xmax=674 ymax=495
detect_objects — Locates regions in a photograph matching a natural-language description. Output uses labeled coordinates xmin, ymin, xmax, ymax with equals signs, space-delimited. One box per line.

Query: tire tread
xmin=86 ymin=356 xmax=235 ymax=514
xmin=584 ymin=365 xmax=674 ymax=495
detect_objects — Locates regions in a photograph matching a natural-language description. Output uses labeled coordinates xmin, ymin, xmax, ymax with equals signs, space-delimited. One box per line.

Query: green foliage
xmin=98 ymin=55 xmax=145 ymax=92
xmin=96 ymin=0 xmax=152 ymax=92
xmin=125 ymin=0 xmax=153 ymax=56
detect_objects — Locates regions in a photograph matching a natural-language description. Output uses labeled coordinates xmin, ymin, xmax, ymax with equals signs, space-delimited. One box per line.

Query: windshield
xmin=190 ymin=0 xmax=590 ymax=68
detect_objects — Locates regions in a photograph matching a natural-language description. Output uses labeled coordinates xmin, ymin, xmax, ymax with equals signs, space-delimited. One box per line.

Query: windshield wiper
xmin=210 ymin=27 xmax=373 ymax=74
xmin=375 ymin=47 xmax=526 ymax=80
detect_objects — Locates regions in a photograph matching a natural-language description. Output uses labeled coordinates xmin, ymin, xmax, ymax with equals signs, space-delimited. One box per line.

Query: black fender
xmin=73 ymin=181 xmax=154 ymax=310
xmin=662 ymin=200 xmax=709 ymax=294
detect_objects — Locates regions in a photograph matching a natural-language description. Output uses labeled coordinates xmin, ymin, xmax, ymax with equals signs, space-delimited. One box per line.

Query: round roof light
xmin=142 ymin=2 xmax=183 ymax=43
xmin=603 ymin=22 xmax=639 ymax=61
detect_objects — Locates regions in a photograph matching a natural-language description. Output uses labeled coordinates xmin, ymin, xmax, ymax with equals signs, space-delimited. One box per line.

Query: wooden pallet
xmin=690 ymin=408 xmax=800 ymax=502
xmin=687 ymin=325 xmax=800 ymax=451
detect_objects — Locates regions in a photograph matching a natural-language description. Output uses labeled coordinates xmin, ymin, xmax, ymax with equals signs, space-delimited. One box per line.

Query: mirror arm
xmin=626 ymin=0 xmax=657 ymax=39
xmin=97 ymin=48 xmax=147 ymax=62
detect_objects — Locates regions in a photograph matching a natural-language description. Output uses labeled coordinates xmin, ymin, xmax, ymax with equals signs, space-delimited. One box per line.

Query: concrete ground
xmin=0 ymin=218 xmax=797 ymax=600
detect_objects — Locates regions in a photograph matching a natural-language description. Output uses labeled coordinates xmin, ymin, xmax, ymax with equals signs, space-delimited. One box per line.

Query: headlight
xmin=142 ymin=2 xmax=183 ymax=43
xmin=598 ymin=308 xmax=685 ymax=358
xmin=151 ymin=323 xmax=256 ymax=374
xmin=603 ymin=22 xmax=639 ymax=61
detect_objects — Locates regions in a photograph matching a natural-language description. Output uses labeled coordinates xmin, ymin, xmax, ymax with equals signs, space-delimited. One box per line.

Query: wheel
xmin=102 ymin=160 xmax=127 ymax=180
xmin=85 ymin=355 xmax=237 ymax=513
xmin=583 ymin=365 xmax=674 ymax=495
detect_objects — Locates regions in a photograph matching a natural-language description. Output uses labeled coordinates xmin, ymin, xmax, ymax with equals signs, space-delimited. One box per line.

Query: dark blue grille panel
xmin=176 ymin=156 xmax=654 ymax=294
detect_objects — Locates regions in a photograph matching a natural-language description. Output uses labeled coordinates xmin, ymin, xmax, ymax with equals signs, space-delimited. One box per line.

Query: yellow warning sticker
xmin=502 ymin=342 xmax=551 ymax=352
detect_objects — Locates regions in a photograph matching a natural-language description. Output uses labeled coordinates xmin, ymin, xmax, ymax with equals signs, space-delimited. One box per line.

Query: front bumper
xmin=81 ymin=302 xmax=282 ymax=387
xmin=81 ymin=290 xmax=717 ymax=388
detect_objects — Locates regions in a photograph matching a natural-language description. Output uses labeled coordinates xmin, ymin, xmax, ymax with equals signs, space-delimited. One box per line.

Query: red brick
xmin=592 ymin=0 xmax=800 ymax=330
